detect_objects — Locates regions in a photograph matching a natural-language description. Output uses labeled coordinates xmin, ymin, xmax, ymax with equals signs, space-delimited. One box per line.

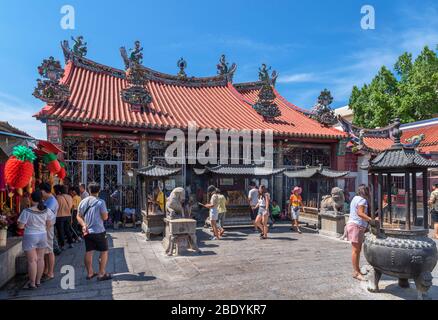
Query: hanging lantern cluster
xmin=43 ymin=153 xmax=61 ymax=175
xmin=5 ymin=146 xmax=36 ymax=189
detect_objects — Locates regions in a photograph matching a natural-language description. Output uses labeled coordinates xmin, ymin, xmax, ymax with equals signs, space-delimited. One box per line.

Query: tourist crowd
xmin=17 ymin=182 xmax=113 ymax=289
xmin=201 ymin=181 xmax=303 ymax=241
xmin=15 ymin=178 xmax=438 ymax=289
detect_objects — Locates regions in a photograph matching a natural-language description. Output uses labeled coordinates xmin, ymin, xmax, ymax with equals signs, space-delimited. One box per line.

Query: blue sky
xmin=0 ymin=0 xmax=437 ymax=139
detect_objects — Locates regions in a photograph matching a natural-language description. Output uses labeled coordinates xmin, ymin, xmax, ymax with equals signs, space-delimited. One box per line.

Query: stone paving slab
xmin=1 ymin=224 xmax=438 ymax=300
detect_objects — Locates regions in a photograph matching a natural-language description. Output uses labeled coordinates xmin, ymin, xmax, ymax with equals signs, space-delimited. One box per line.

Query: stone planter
xmin=319 ymin=212 xmax=345 ymax=238
xmin=0 ymin=229 xmax=7 ymax=247
xmin=364 ymin=228 xmax=438 ymax=299
xmin=163 ymin=218 xmax=199 ymax=256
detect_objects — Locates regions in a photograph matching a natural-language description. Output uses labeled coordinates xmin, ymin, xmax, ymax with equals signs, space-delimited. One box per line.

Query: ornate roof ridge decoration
xmin=61 ymin=40 xmax=126 ymax=78
xmin=338 ymin=116 xmax=399 ymax=139
xmin=119 ymin=46 xmax=237 ymax=87
xmin=177 ymin=57 xmax=187 ymax=79
xmin=33 ymin=56 xmax=71 ymax=105
xmin=311 ymin=89 xmax=337 ymax=126
xmin=252 ymin=64 xmax=281 ymax=120
xmin=120 ymin=41 xmax=152 ymax=112
xmin=234 ymin=81 xmax=312 ymax=116
xmin=217 ymin=54 xmax=237 ymax=83
xmin=62 ymin=40 xmax=237 ymax=87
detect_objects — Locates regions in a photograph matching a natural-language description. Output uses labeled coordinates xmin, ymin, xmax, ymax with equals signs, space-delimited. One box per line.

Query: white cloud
xmin=0 ymin=92 xmax=46 ymax=140
xmin=279 ymin=4 xmax=438 ymax=108
xmin=278 ymin=73 xmax=316 ymax=84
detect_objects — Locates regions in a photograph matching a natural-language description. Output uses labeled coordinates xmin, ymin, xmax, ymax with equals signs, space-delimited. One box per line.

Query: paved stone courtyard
xmin=2 ymin=224 xmax=438 ymax=300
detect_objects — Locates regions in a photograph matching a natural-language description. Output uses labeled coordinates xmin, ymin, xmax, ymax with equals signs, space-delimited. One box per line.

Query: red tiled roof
xmin=363 ymin=124 xmax=438 ymax=154
xmin=36 ymin=59 xmax=345 ymax=140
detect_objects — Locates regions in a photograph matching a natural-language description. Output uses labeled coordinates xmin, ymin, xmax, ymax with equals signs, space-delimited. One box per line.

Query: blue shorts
xmin=258 ymin=207 xmax=268 ymax=216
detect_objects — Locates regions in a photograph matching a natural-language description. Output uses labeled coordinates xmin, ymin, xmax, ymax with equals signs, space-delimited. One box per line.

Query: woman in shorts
xmin=346 ymin=184 xmax=375 ymax=281
xmin=17 ymin=191 xmax=53 ymax=289
xmin=203 ymin=186 xmax=221 ymax=240
xmin=254 ymin=185 xmax=270 ymax=240
xmin=289 ymin=187 xmax=303 ymax=234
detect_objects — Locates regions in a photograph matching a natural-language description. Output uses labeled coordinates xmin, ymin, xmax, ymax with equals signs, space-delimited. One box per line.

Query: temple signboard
xmin=46 ymin=119 xmax=62 ymax=145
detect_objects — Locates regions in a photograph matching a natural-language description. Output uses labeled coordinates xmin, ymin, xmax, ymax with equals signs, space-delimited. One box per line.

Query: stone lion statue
xmin=320 ymin=187 xmax=345 ymax=215
xmin=166 ymin=187 xmax=185 ymax=220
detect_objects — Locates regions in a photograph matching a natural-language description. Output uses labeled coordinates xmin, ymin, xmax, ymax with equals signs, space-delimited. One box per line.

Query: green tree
xmin=350 ymin=46 xmax=438 ymax=128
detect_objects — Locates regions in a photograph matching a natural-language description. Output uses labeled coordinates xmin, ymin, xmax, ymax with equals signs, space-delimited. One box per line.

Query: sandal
xmin=353 ymin=273 xmax=366 ymax=281
xmin=24 ymin=283 xmax=37 ymax=290
xmin=97 ymin=273 xmax=112 ymax=281
xmin=41 ymin=275 xmax=54 ymax=283
xmin=86 ymin=273 xmax=99 ymax=280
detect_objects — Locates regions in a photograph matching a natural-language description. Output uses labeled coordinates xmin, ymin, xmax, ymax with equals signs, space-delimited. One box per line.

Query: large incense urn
xmin=364 ymin=227 xmax=438 ymax=299
xmin=359 ymin=118 xmax=438 ymax=299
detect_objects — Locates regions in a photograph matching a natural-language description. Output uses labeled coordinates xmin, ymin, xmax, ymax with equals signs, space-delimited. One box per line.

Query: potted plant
xmin=0 ymin=214 xmax=8 ymax=247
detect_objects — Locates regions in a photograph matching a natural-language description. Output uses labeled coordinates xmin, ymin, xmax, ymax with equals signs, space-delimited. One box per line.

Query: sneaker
xmin=210 ymin=236 xmax=218 ymax=240
xmin=68 ymin=244 xmax=73 ymax=249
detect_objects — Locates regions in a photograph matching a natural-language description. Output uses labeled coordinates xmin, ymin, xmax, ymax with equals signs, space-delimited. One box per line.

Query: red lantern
xmin=57 ymin=162 xmax=67 ymax=180
xmin=5 ymin=146 xmax=36 ymax=189
xmin=43 ymin=153 xmax=61 ymax=175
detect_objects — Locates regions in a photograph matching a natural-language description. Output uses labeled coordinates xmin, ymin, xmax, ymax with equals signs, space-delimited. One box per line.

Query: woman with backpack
xmin=17 ymin=191 xmax=53 ymax=289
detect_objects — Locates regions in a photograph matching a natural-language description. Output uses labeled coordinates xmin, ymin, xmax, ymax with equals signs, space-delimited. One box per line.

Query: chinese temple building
xmin=34 ymin=38 xmax=348 ymax=218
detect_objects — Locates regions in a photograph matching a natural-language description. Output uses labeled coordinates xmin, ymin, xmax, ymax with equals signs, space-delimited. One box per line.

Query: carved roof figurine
xmin=312 ymin=89 xmax=337 ymax=126
xmin=253 ymin=64 xmax=281 ymax=120
xmin=130 ymin=40 xmax=143 ymax=65
xmin=217 ymin=54 xmax=229 ymax=74
xmin=33 ymin=56 xmax=70 ymax=104
xmin=404 ymin=134 xmax=425 ymax=149
xmin=71 ymin=36 xmax=87 ymax=57
xmin=258 ymin=64 xmax=271 ymax=83
xmin=177 ymin=57 xmax=187 ymax=78
xmin=216 ymin=54 xmax=237 ymax=82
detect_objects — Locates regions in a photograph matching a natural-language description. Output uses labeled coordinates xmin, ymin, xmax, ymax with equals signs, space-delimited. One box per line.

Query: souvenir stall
xmin=0 ymin=134 xmax=65 ymax=242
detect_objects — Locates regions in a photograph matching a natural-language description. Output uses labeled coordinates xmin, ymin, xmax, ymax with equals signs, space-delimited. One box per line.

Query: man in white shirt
xmin=248 ymin=182 xmax=259 ymax=232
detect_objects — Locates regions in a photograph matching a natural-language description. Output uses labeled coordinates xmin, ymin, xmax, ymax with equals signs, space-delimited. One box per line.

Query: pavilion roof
xmin=136 ymin=165 xmax=181 ymax=178
xmin=363 ymin=146 xmax=438 ymax=171
xmin=284 ymin=165 xmax=349 ymax=179
xmin=194 ymin=164 xmax=286 ymax=176
xmin=35 ymin=44 xmax=345 ymax=140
